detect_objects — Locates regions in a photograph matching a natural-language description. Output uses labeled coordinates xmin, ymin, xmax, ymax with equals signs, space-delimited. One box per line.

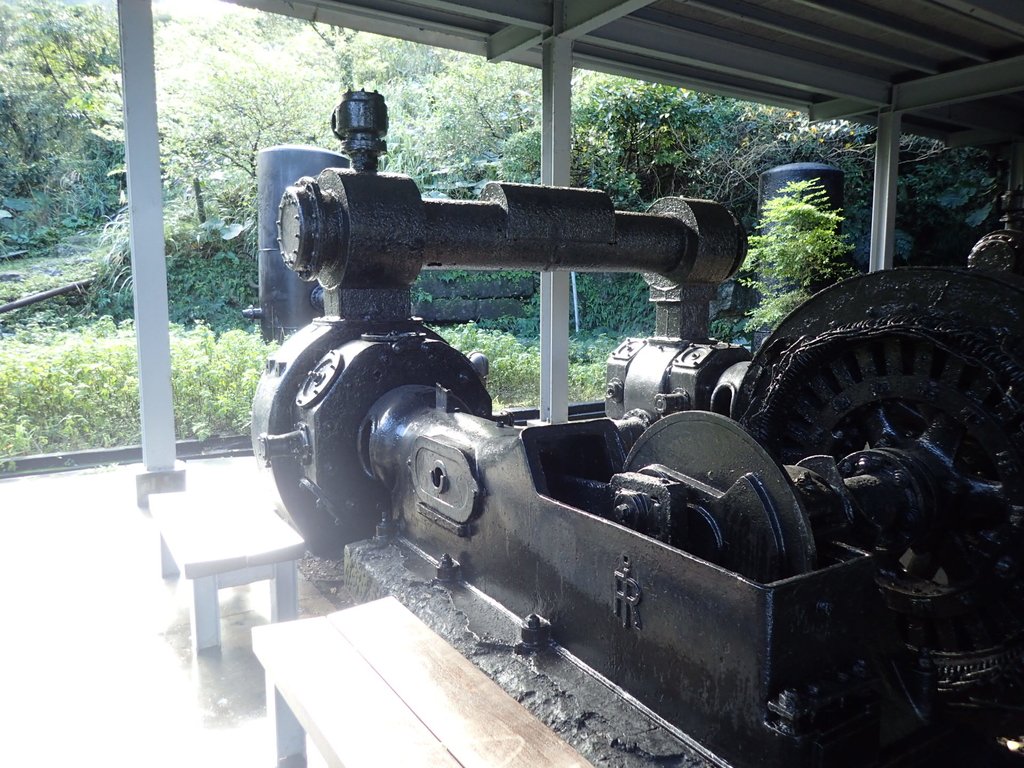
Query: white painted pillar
xmin=869 ymin=109 xmax=901 ymax=272
xmin=539 ymin=15 xmax=573 ymax=424
xmin=117 ymin=0 xmax=177 ymax=471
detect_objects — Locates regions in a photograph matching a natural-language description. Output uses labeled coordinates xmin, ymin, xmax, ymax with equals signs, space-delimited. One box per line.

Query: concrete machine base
xmin=343 ymin=538 xmax=712 ymax=768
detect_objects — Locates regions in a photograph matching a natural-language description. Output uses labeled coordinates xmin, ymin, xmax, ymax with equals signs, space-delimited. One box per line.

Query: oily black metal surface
xmin=735 ymin=267 xmax=1024 ymax=701
xmin=253 ymin=91 xmax=1024 ymax=768
xmin=623 ymin=411 xmax=817 ymax=581
xmin=252 ymin=318 xmax=491 ymax=555
xmin=365 ymin=393 xmax=886 ymax=768
xmin=330 ymin=89 xmax=387 ymax=172
xmin=604 ymin=337 xmax=750 ymax=421
xmin=280 ymin=171 xmax=744 ymax=291
xmin=342 ymin=539 xmax=711 ymax=768
xmin=276 ymin=92 xmax=744 ymax=296
xmin=968 ymin=188 xmax=1024 ymax=275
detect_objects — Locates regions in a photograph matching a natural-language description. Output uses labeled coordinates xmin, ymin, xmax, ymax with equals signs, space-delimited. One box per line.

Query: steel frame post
xmin=539 ymin=4 xmax=573 ymax=424
xmin=117 ymin=0 xmax=183 ymax=501
xmin=869 ymin=109 xmax=901 ymax=272
xmin=1010 ymin=141 xmax=1024 ymax=189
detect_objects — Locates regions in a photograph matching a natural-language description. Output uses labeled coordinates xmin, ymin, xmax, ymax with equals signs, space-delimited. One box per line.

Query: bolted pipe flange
xmin=277 ymin=175 xmax=340 ymax=283
xmin=257 ymin=425 xmax=311 ymax=468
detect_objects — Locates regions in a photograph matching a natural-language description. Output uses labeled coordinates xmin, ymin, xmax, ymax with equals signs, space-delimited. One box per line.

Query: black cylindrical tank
xmin=758 ymin=162 xmax=843 ymax=213
xmin=256 ymin=145 xmax=348 ymax=341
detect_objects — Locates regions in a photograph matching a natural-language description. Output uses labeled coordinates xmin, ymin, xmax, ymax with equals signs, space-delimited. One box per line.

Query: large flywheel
xmin=734 ymin=267 xmax=1024 ymax=700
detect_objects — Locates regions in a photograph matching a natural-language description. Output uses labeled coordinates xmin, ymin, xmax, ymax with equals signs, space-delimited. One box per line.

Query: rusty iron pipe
xmin=0 ymin=278 xmax=94 ymax=315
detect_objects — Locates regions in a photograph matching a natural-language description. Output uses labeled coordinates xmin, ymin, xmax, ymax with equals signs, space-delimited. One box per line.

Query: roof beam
xmin=583 ymin=16 xmax=891 ymax=102
xmin=678 ymin=0 xmax=944 ymax=74
xmin=945 ymin=128 xmax=1016 ymax=148
xmin=562 ymin=0 xmax=654 ymax=38
xmin=809 ymin=97 xmax=878 ymax=122
xmin=812 ymin=94 xmax=1024 ymax=136
xmin=638 ymin=7 xmax=891 ymax=83
xmin=487 ymin=24 xmax=542 ymax=60
xmin=366 ymin=0 xmax=549 ymax=28
xmin=810 ymin=54 xmax=1024 ymax=121
xmin=894 ymin=54 xmax=1024 ymax=111
xmin=489 ymin=1 xmax=657 ymax=63
xmin=228 ymin=0 xmax=490 ymax=55
xmin=919 ymin=100 xmax=1024 ymax=135
xmin=572 ymin=47 xmax=810 ymax=109
xmin=786 ymin=0 xmax=990 ymax=63
xmin=932 ymin=0 xmax=1024 ymax=38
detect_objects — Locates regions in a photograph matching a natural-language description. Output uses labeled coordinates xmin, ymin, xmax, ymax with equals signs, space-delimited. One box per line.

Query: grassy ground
xmin=0 ymin=315 xmax=614 ymax=459
xmin=0 ymin=235 xmax=101 ymax=304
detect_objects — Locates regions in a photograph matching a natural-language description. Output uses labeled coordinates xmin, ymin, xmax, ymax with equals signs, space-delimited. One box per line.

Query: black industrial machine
xmin=253 ymin=91 xmax=1024 ymax=766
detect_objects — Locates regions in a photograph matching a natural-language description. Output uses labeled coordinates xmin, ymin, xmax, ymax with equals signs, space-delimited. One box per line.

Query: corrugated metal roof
xmin=229 ymin=0 xmax=1024 ymax=146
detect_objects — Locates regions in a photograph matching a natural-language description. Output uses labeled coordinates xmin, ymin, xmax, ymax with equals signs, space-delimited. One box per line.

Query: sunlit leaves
xmin=0 ymin=320 xmax=274 ymax=456
xmin=742 ymin=180 xmax=854 ymax=331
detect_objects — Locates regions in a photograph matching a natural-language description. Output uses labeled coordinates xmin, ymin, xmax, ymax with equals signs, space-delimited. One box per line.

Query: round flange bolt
xmin=435 ymin=552 xmax=461 ymax=582
xmin=654 ymin=390 xmax=691 ymax=416
xmin=331 ymin=89 xmax=388 ymax=172
xmin=520 ymin=613 xmax=552 ymax=648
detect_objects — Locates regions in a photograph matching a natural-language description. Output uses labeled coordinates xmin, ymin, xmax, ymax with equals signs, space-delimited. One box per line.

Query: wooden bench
xmin=253 ymin=597 xmax=592 ymax=768
xmin=150 ymin=490 xmax=306 ymax=654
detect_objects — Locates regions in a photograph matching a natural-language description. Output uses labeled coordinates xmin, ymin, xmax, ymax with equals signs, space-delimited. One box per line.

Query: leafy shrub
xmin=573 ymin=273 xmax=653 ymax=336
xmin=89 ymin=197 xmax=256 ymax=331
xmin=0 ymin=318 xmax=273 ymax=456
xmin=0 ymin=1 xmax=124 ymax=255
xmin=742 ymin=180 xmax=854 ymax=331
xmin=439 ymin=323 xmax=612 ymax=407
xmin=439 ymin=324 xmax=540 ymax=407
xmin=0 ymin=318 xmax=612 ymax=457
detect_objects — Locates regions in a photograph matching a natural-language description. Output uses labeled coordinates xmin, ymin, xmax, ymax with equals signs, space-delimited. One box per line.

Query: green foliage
xmin=0 ymin=318 xmax=274 ymax=456
xmin=572 ymin=273 xmax=652 ymax=336
xmin=0 ymin=248 xmax=99 ymax=305
xmin=742 ymin=180 xmax=854 ymax=331
xmin=438 ymin=324 xmax=613 ymax=407
xmin=156 ymin=13 xmax=338 ymax=185
xmin=0 ymin=0 xmax=1007 ymax=459
xmin=168 ymin=323 xmax=272 ymax=440
xmin=0 ymin=1 xmax=123 ymax=255
xmin=89 ymin=197 xmax=256 ymax=330
xmin=382 ymin=56 xmax=541 ymax=195
xmin=569 ymin=74 xmax=997 ymax=268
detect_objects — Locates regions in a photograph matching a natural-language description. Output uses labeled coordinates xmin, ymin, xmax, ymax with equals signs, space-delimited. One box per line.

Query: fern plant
xmin=742 ymin=179 xmax=854 ymax=332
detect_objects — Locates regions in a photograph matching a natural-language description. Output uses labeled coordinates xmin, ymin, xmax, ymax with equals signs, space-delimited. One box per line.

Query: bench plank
xmin=253 ymin=616 xmax=460 ymax=768
xmin=150 ymin=491 xmax=304 ymax=579
xmin=330 ymin=598 xmax=592 ymax=768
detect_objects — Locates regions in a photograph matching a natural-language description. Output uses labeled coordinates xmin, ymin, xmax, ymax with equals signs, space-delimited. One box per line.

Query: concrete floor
xmin=0 ymin=458 xmax=335 ymax=767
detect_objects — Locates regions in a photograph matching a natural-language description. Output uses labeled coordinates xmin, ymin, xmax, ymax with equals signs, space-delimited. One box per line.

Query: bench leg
xmin=190 ymin=575 xmax=221 ymax=653
xmin=266 ymin=674 xmax=305 ymax=766
xmin=271 ymin=560 xmax=298 ymax=623
xmin=160 ymin=533 xmax=179 ymax=579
